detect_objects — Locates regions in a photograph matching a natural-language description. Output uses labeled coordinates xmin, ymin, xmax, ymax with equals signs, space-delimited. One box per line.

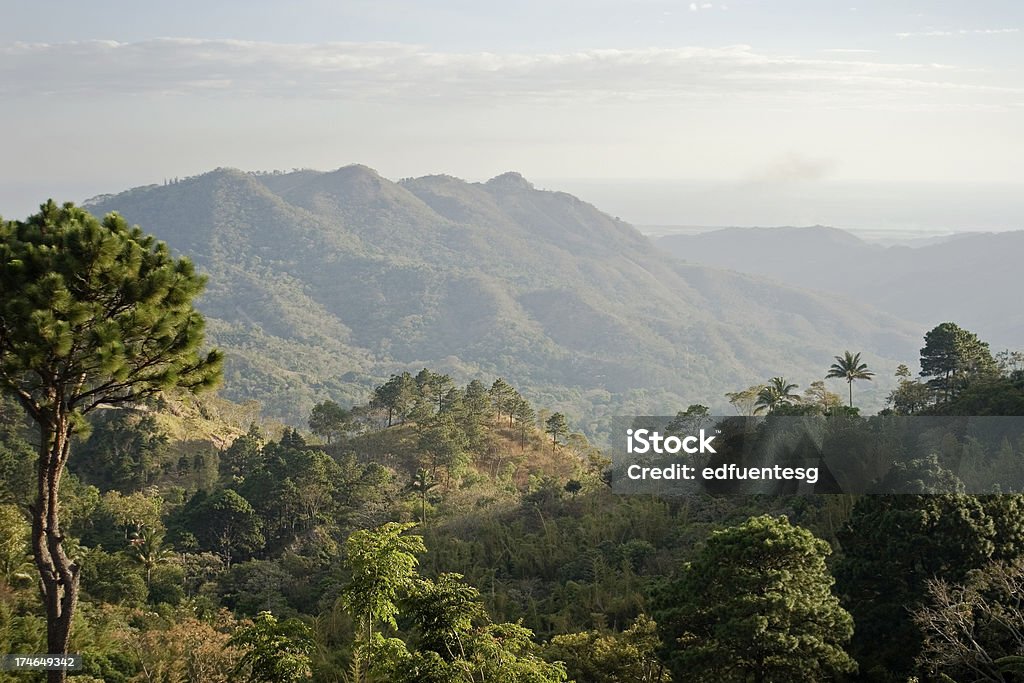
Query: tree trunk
xmin=32 ymin=415 xmax=79 ymax=683
xmin=365 ymin=617 xmax=373 ymax=683
xmin=849 ymin=381 xmax=854 ymax=408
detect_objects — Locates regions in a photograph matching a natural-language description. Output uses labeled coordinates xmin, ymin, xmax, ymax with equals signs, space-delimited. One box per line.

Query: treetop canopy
xmin=0 ymin=200 xmax=222 ymax=420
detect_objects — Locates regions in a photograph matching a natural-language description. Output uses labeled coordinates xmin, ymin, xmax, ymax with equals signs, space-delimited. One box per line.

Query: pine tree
xmin=0 ymin=201 xmax=222 ymax=678
xmin=546 ymin=413 xmax=569 ymax=452
xmin=489 ymin=378 xmax=517 ymax=424
xmin=511 ymin=395 xmax=536 ymax=449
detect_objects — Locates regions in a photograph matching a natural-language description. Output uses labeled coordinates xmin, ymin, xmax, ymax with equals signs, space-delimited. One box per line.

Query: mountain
xmin=654 ymin=226 xmax=1024 ymax=349
xmin=84 ymin=168 xmax=919 ymax=427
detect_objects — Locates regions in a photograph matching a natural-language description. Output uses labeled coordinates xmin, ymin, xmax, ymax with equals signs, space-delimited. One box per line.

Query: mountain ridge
xmin=84 ymin=166 xmax=920 ymax=427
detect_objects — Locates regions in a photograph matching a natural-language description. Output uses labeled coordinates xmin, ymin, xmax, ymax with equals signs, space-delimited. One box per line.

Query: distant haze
xmin=540 ymin=179 xmax=1024 ymax=234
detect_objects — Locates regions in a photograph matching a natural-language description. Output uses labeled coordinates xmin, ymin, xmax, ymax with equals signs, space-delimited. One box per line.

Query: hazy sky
xmin=1 ymin=0 xmax=1022 ymax=225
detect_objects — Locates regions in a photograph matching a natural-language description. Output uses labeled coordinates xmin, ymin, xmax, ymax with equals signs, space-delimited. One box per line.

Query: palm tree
xmin=409 ymin=469 xmax=437 ymax=525
xmin=827 ymin=351 xmax=875 ymax=408
xmin=129 ymin=527 xmax=174 ymax=589
xmin=754 ymin=377 xmax=801 ymax=414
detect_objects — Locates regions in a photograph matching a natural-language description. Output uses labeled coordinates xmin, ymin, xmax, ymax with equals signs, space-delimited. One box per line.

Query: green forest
xmin=2 ymin=202 xmax=1024 ymax=683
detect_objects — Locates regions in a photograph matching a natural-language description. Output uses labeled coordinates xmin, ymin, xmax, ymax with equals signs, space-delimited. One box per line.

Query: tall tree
xmin=371 ymin=372 xmax=416 ymax=427
xmin=655 ymin=515 xmax=856 ymax=682
xmin=920 ymin=322 xmax=998 ymax=402
xmin=546 ymin=412 xmax=569 ymax=452
xmin=128 ymin=526 xmax=173 ymax=590
xmin=76 ymin=411 xmax=169 ymax=491
xmin=307 ymin=399 xmax=350 ymax=445
xmin=429 ymin=373 xmax=454 ymax=412
xmin=463 ymin=380 xmax=490 ymax=412
xmin=489 ymin=378 xmax=517 ymax=424
xmin=461 ymin=380 xmax=493 ymax=434
xmin=414 ymin=368 xmax=454 ymax=413
xmin=220 ymin=423 xmax=265 ymax=480
xmin=339 ymin=522 xmax=426 ymax=679
xmin=826 ymin=350 xmax=875 ymax=408
xmin=511 ymin=395 xmax=536 ymax=449
xmin=178 ymin=488 xmax=264 ymax=567
xmin=887 ymin=378 xmax=931 ymax=415
xmin=418 ymin=412 xmax=470 ymax=486
xmin=409 ymin=468 xmax=436 ymax=526
xmin=0 ymin=201 xmax=222 ymax=676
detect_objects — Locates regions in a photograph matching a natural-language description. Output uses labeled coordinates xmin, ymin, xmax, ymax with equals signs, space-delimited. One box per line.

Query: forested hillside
xmin=4 ymin=186 xmax=1023 ymax=683
xmin=2 ymin=317 xmax=1023 ymax=682
xmin=85 ymin=168 xmax=918 ymax=426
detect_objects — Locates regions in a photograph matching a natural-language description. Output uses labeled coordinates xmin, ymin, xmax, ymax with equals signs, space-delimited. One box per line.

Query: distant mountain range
xmin=655 ymin=226 xmax=1023 ymax=350
xmin=85 ymin=167 xmax=919 ymax=427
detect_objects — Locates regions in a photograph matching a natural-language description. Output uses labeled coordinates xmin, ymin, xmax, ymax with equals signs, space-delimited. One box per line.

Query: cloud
xmin=0 ymin=39 xmax=1017 ymax=110
xmin=897 ymin=28 xmax=1019 ymax=38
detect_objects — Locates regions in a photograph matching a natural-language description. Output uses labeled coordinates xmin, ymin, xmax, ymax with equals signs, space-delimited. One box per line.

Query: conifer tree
xmin=0 ymin=201 xmax=222 ymax=676
xmin=546 ymin=412 xmax=569 ymax=452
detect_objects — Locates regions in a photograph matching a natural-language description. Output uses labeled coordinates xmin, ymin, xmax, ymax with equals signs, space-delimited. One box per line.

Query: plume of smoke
xmin=738 ymin=154 xmax=837 ymax=191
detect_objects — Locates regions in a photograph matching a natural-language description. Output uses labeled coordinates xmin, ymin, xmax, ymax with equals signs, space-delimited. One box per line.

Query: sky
xmin=1 ymin=0 xmax=1022 ymax=227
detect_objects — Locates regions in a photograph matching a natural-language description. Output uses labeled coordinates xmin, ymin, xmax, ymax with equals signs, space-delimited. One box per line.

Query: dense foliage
xmin=1 ymin=202 xmax=1022 ymax=683
xmin=655 ymin=515 xmax=856 ymax=682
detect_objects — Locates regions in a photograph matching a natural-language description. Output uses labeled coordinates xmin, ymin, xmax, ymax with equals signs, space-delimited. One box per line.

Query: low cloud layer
xmin=897 ymin=28 xmax=1019 ymax=38
xmin=2 ymin=39 xmax=1018 ymax=110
